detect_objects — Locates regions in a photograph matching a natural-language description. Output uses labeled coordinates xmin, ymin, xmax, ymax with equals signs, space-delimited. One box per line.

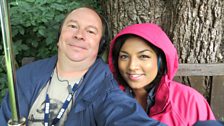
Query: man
xmin=0 ymin=7 xmax=165 ymax=126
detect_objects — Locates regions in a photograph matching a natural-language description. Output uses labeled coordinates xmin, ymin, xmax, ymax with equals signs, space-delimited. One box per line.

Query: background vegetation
xmin=0 ymin=0 xmax=102 ymax=103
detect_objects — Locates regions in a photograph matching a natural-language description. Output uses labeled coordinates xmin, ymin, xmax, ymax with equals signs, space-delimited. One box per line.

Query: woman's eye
xmin=119 ymin=55 xmax=128 ymax=60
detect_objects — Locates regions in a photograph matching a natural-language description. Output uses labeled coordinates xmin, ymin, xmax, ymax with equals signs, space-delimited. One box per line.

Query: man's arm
xmin=94 ymin=89 xmax=166 ymax=126
xmin=0 ymin=92 xmax=12 ymax=125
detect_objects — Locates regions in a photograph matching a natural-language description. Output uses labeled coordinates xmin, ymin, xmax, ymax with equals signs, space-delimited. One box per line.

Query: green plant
xmin=10 ymin=0 xmax=79 ymax=60
xmin=0 ymin=0 xmax=102 ymax=103
xmin=0 ymin=56 xmax=7 ymax=102
xmin=221 ymin=116 xmax=224 ymax=121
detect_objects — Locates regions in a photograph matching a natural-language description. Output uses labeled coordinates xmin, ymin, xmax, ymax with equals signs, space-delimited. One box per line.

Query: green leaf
xmin=38 ymin=26 xmax=46 ymax=36
xmin=50 ymin=3 xmax=65 ymax=11
xmin=31 ymin=40 xmax=38 ymax=48
xmin=25 ymin=0 xmax=35 ymax=2
xmin=18 ymin=28 xmax=25 ymax=35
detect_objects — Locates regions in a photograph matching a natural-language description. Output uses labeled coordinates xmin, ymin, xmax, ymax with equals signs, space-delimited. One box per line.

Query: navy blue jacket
xmin=0 ymin=56 xmax=165 ymax=126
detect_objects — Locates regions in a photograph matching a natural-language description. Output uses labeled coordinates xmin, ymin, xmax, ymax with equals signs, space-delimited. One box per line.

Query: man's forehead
xmin=67 ymin=8 xmax=101 ymax=21
xmin=64 ymin=7 xmax=103 ymax=28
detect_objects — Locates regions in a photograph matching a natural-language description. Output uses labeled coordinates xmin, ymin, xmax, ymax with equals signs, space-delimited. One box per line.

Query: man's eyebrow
xmin=66 ymin=19 xmax=77 ymax=24
xmin=66 ymin=19 xmax=99 ymax=32
xmin=87 ymin=25 xmax=98 ymax=31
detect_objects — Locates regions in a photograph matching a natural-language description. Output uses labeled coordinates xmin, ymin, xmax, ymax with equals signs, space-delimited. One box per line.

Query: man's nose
xmin=74 ymin=29 xmax=84 ymax=40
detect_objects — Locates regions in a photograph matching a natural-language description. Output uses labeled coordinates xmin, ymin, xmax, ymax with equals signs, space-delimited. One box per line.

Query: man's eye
xmin=87 ymin=30 xmax=96 ymax=34
xmin=87 ymin=29 xmax=97 ymax=35
xmin=69 ymin=25 xmax=77 ymax=28
xmin=139 ymin=55 xmax=150 ymax=59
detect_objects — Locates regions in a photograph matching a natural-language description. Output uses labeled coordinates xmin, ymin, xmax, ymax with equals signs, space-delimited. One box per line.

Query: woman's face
xmin=118 ymin=37 xmax=158 ymax=90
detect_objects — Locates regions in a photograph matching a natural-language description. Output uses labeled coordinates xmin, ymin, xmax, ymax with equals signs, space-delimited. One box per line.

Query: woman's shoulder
xmin=168 ymin=81 xmax=215 ymax=121
xmin=168 ymin=81 xmax=209 ymax=112
xmin=170 ymin=81 xmax=203 ymax=97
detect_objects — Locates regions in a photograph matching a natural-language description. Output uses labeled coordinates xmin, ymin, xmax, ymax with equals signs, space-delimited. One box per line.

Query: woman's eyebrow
xmin=138 ymin=49 xmax=153 ymax=54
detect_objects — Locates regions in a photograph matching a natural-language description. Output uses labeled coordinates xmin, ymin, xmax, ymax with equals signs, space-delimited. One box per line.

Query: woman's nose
xmin=128 ymin=58 xmax=139 ymax=71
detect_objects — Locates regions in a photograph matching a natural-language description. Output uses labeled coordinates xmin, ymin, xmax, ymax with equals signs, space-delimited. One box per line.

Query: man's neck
xmin=56 ymin=59 xmax=91 ymax=79
xmin=56 ymin=64 xmax=85 ymax=79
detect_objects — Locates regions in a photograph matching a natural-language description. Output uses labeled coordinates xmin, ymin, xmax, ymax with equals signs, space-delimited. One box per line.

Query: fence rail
xmin=176 ymin=63 xmax=224 ymax=76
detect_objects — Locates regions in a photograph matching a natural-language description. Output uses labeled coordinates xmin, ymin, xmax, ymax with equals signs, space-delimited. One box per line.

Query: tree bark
xmin=103 ymin=0 xmax=223 ymax=62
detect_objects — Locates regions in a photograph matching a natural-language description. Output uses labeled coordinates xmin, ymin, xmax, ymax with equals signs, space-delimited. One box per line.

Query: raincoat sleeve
xmin=193 ymin=120 xmax=224 ymax=126
xmin=93 ymin=80 xmax=166 ymax=126
xmin=0 ymin=92 xmax=12 ymax=125
xmin=176 ymin=85 xmax=216 ymax=125
xmin=186 ymin=92 xmax=216 ymax=124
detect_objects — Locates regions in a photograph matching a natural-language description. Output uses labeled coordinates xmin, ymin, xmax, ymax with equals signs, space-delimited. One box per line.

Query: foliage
xmin=0 ymin=0 xmax=102 ymax=103
xmin=221 ymin=117 xmax=224 ymax=121
xmin=0 ymin=55 xmax=7 ymax=103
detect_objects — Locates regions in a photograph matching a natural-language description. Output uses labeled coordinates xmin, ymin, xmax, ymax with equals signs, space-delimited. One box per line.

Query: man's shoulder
xmin=82 ymin=58 xmax=121 ymax=99
xmin=17 ymin=55 xmax=57 ymax=74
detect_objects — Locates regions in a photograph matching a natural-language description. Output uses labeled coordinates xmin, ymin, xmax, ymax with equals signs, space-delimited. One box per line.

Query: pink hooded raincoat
xmin=108 ymin=23 xmax=215 ymax=126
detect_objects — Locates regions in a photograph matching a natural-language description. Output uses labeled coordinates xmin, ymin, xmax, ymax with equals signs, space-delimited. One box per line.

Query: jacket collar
xmin=71 ymin=58 xmax=112 ymax=113
xmin=150 ymin=75 xmax=170 ymax=116
xmin=124 ymin=85 xmax=156 ymax=114
xmin=36 ymin=56 xmax=113 ymax=113
xmin=37 ymin=55 xmax=112 ymax=112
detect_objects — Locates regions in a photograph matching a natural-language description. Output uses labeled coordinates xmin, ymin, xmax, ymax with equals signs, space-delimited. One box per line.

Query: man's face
xmin=57 ymin=8 xmax=103 ymax=66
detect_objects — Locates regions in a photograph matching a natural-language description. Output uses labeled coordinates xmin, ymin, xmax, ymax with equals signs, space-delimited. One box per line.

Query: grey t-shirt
xmin=28 ymin=69 xmax=81 ymax=126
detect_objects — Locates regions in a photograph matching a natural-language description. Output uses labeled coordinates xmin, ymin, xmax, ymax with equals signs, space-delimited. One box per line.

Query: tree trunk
xmin=103 ymin=0 xmax=223 ymax=62
xmin=103 ymin=0 xmax=223 ymax=61
xmin=102 ymin=0 xmax=224 ymax=119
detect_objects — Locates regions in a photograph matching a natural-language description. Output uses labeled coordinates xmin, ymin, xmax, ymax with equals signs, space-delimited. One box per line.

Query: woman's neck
xmin=133 ymin=88 xmax=148 ymax=111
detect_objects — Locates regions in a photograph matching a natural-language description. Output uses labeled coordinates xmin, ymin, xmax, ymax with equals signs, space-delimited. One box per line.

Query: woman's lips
xmin=127 ymin=74 xmax=143 ymax=81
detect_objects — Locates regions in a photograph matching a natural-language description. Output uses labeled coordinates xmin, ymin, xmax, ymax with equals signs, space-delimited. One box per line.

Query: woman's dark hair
xmin=112 ymin=34 xmax=167 ymax=92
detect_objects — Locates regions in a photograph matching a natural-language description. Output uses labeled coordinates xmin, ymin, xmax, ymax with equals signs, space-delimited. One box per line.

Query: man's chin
xmin=70 ymin=57 xmax=86 ymax=62
xmin=68 ymin=53 xmax=97 ymax=63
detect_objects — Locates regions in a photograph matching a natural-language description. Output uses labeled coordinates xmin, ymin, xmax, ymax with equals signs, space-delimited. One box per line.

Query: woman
xmin=108 ymin=23 xmax=215 ymax=126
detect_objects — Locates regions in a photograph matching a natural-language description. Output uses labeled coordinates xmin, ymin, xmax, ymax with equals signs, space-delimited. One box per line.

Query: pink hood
xmin=108 ymin=23 xmax=215 ymax=125
xmin=108 ymin=23 xmax=178 ymax=81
